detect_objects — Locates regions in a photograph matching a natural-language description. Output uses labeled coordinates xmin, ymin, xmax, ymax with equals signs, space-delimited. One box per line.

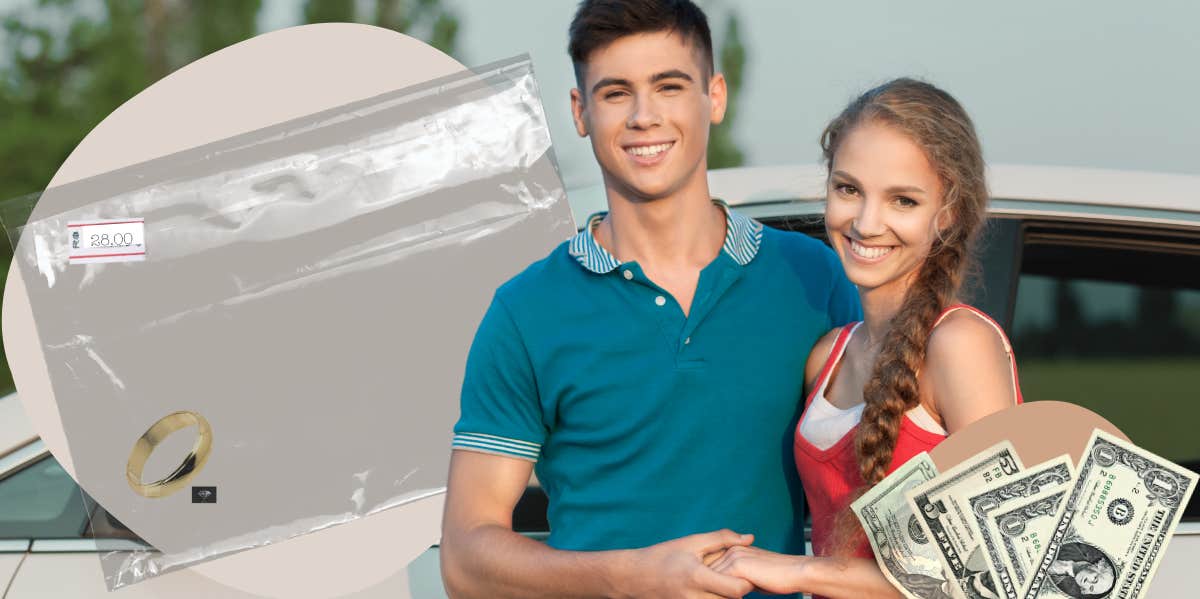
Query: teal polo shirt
xmin=453 ymin=202 xmax=860 ymax=580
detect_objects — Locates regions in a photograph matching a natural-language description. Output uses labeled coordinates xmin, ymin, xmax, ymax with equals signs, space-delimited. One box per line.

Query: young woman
xmin=708 ymin=78 xmax=1022 ymax=598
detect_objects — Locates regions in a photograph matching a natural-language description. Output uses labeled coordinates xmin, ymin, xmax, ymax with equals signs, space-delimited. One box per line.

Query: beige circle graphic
xmin=3 ymin=23 xmax=468 ymax=599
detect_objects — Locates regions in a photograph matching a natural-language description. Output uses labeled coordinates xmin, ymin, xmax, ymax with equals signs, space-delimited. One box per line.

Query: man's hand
xmin=614 ymin=529 xmax=757 ymax=599
xmin=707 ymin=545 xmax=806 ymax=596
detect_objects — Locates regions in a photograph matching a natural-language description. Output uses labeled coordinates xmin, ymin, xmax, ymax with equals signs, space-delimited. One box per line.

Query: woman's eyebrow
xmin=831 ymin=170 xmax=862 ymax=187
xmin=832 ymin=171 xmax=926 ymax=195
xmin=885 ymin=184 xmax=926 ymax=195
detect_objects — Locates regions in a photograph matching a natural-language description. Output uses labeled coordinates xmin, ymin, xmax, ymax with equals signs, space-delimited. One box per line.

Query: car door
xmin=0 ymin=445 xmax=251 ymax=598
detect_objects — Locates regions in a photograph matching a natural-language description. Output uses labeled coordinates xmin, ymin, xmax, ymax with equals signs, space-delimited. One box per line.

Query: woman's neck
xmin=858 ymin=278 xmax=911 ymax=347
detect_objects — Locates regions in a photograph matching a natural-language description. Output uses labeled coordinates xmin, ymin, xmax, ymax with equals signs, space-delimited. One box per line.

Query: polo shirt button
xmin=655 ymin=295 xmax=666 ymax=306
xmin=623 ymin=270 xmax=633 ymax=280
xmin=684 ymin=337 xmax=691 ymax=345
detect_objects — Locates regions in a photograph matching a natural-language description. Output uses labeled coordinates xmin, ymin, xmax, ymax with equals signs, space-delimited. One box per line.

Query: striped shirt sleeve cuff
xmin=451 ymin=432 xmax=541 ymax=462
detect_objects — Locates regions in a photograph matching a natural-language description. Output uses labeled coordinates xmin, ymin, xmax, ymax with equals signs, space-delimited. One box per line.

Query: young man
xmin=440 ymin=1 xmax=860 ymax=597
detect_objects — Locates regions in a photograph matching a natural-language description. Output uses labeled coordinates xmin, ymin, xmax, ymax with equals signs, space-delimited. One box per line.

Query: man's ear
xmin=570 ymin=88 xmax=589 ymax=138
xmin=708 ymin=72 xmax=728 ymax=125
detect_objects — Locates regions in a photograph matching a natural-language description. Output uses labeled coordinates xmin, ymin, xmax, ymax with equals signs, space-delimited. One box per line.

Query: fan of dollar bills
xmin=852 ymin=429 xmax=1197 ymax=599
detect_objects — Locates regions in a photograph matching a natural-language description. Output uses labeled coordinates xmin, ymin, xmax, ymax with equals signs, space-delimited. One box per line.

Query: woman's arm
xmin=923 ymin=310 xmax=1018 ymax=433
xmin=709 ymin=546 xmax=903 ymax=598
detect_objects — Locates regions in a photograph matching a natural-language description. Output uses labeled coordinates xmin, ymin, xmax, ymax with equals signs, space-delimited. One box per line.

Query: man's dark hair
xmin=568 ymin=0 xmax=714 ymax=91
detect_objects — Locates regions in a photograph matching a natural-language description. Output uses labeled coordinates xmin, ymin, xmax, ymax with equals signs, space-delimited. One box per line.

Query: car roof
xmin=566 ymin=164 xmax=1200 ymax=229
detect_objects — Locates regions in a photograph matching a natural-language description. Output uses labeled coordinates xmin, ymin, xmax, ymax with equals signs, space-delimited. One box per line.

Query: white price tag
xmin=68 ymin=218 xmax=146 ymax=264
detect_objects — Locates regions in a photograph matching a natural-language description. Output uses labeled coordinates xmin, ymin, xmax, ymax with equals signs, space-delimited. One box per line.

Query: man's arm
xmin=440 ymin=449 xmax=756 ymax=599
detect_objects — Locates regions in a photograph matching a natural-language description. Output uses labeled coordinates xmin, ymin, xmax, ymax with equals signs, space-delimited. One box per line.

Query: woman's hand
xmin=707 ymin=545 xmax=806 ymax=595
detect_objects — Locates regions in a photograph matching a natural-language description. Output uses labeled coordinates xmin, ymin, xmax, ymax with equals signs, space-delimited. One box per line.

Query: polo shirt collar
xmin=568 ymin=199 xmax=763 ymax=274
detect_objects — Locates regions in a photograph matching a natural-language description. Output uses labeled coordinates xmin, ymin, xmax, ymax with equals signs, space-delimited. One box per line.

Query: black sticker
xmin=192 ymin=486 xmax=217 ymax=503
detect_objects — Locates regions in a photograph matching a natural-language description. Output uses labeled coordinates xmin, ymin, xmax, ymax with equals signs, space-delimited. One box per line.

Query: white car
xmin=1 ymin=164 xmax=1197 ymax=597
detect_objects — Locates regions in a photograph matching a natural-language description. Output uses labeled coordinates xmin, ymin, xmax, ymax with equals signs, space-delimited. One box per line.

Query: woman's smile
xmin=844 ymin=235 xmax=897 ymax=264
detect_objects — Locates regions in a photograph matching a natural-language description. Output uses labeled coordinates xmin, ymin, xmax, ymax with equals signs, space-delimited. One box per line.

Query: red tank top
xmin=793 ymin=304 xmax=1024 ymax=560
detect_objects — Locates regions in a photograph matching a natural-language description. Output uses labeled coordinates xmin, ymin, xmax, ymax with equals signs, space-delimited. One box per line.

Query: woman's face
xmin=824 ymin=121 xmax=947 ymax=296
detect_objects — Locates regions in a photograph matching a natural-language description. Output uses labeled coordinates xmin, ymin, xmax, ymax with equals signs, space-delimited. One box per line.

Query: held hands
xmin=705 ymin=545 xmax=807 ymax=596
xmin=619 ymin=529 xmax=757 ymax=598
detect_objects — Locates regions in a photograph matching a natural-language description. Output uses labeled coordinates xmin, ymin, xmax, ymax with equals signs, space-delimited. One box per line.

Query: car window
xmin=0 ymin=455 xmax=89 ymax=538
xmin=1009 ymin=221 xmax=1200 ymax=519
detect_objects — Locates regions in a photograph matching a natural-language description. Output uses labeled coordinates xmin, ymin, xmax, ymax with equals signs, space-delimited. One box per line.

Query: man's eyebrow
xmin=650 ymin=69 xmax=694 ymax=83
xmin=591 ymin=77 xmax=630 ymax=95
xmin=590 ymin=70 xmax=695 ymax=95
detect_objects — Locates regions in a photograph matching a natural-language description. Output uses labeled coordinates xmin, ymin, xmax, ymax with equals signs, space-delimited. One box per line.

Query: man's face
xmin=570 ymin=31 xmax=726 ymax=202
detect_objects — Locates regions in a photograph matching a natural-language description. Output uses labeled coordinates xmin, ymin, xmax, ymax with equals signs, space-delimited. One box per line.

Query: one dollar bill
xmin=989 ymin=487 xmax=1069 ymax=595
xmin=906 ymin=441 xmax=1025 ymax=599
xmin=964 ymin=455 xmax=1076 ymax=599
xmin=852 ymin=452 xmax=956 ymax=599
xmin=1023 ymin=430 xmax=1198 ymax=599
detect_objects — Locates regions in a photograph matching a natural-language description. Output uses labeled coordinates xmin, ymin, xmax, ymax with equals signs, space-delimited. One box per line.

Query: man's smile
xmin=623 ymin=140 xmax=675 ymax=164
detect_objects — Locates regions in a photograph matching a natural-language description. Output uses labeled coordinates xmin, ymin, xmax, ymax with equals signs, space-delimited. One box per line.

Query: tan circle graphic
xmin=929 ymin=401 xmax=1129 ymax=472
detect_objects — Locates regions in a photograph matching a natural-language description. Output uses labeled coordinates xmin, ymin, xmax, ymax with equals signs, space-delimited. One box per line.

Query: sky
xmin=6 ymin=0 xmax=1199 ymax=192
xmin=258 ymin=0 xmax=1200 ymax=190
xmin=2 ymin=1 xmax=1196 ymax=338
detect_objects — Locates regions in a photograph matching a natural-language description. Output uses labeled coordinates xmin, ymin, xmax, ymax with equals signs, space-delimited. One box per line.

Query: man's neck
xmin=596 ymin=180 xmax=726 ymax=271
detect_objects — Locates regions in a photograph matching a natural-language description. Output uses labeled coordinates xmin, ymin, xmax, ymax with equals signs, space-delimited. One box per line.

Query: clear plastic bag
xmin=3 ymin=55 xmax=573 ymax=589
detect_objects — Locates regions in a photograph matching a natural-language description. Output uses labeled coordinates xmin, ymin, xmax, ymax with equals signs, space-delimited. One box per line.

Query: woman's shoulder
xmin=924 ymin=305 xmax=1019 ymax=427
xmin=805 ymin=325 xmax=853 ymax=389
xmin=927 ymin=305 xmax=1011 ymax=364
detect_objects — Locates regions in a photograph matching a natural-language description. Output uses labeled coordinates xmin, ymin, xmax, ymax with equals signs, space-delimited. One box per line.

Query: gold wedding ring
xmin=126 ymin=410 xmax=213 ymax=498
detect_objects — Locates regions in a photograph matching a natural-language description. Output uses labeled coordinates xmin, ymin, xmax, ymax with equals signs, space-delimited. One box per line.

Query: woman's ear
xmin=934 ymin=203 xmax=955 ymax=236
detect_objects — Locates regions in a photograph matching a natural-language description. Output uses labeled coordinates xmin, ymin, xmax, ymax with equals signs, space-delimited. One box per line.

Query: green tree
xmin=1 ymin=1 xmax=146 ymax=202
xmin=190 ymin=0 xmax=264 ymax=59
xmin=0 ymin=0 xmax=264 ymax=395
xmin=306 ymin=0 xmax=460 ymax=56
xmin=304 ymin=0 xmax=356 ymax=24
xmin=0 ymin=0 xmax=264 ymax=202
xmin=707 ymin=12 xmax=745 ymax=170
